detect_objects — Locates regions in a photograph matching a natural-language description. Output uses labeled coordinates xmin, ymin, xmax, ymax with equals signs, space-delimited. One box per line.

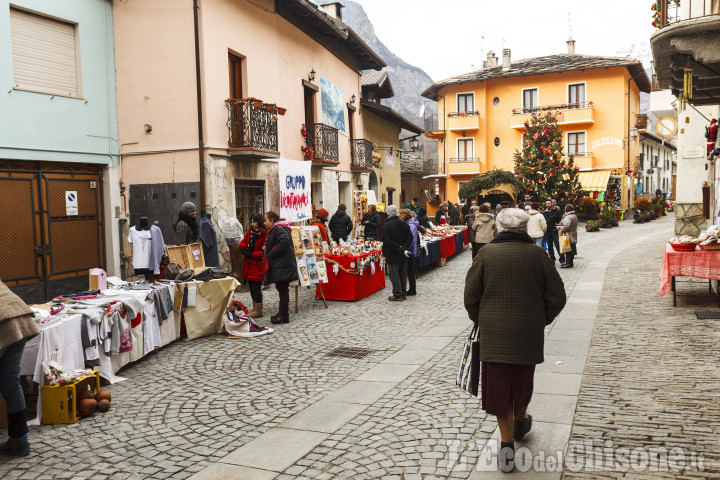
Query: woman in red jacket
xmin=240 ymin=214 xmax=268 ymax=318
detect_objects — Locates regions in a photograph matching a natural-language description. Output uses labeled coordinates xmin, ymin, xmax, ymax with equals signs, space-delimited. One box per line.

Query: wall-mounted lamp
xmin=309 ymin=68 xmax=316 ymax=82
xmin=630 ymin=127 xmax=639 ymax=139
xmin=350 ymin=94 xmax=356 ymax=104
xmin=409 ymin=138 xmax=419 ymax=151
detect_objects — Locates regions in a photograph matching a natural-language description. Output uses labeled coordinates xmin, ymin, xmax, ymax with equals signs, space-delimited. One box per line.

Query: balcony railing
xmin=656 ymin=0 xmax=719 ymax=28
xmin=305 ymin=123 xmax=339 ymax=163
xmin=423 ymin=157 xmax=444 ymax=175
xmin=567 ymin=152 xmax=594 ymax=157
xmin=511 ymin=102 xmax=593 ymax=115
xmin=450 ymin=157 xmax=481 ymax=162
xmin=424 ymin=113 xmax=440 ymax=132
xmin=636 ymin=114 xmax=649 ymax=130
xmin=350 ymin=139 xmax=373 ymax=169
xmin=226 ymin=98 xmax=279 ymax=152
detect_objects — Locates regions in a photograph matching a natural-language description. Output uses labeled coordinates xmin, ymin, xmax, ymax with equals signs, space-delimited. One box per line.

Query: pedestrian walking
xmin=542 ymin=200 xmax=563 ymax=263
xmin=361 ymin=204 xmax=380 ymax=240
xmin=175 ymin=201 xmax=199 ymax=245
xmin=310 ymin=208 xmax=330 ymax=244
xmin=527 ymin=202 xmax=547 ymax=248
xmin=557 ymin=204 xmax=579 ymax=268
xmin=400 ymin=209 xmax=420 ymax=296
xmin=239 ymin=214 xmax=268 ymax=318
xmin=464 ymin=208 xmax=566 ymax=473
xmin=465 ymin=205 xmax=479 ymax=256
xmin=471 ymin=204 xmax=497 ymax=257
xmin=382 ymin=205 xmax=412 ymax=301
xmin=328 ymin=203 xmax=353 ymax=242
xmin=263 ymin=211 xmax=298 ymax=324
xmin=0 ymin=279 xmax=40 ymax=457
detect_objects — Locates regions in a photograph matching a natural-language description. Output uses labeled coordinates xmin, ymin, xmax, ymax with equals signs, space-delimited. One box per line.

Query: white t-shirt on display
xmin=128 ymin=228 xmax=152 ymax=270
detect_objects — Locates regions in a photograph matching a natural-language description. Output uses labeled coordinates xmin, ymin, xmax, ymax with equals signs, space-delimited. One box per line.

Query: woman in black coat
xmin=264 ymin=211 xmax=298 ymax=324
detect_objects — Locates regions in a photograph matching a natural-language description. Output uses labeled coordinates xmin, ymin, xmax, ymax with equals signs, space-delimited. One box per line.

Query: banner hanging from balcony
xmin=278 ymin=158 xmax=312 ymax=222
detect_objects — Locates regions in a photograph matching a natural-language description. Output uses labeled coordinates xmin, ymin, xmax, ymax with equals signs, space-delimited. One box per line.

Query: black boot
xmin=498 ymin=441 xmax=515 ymax=473
xmin=271 ymin=315 xmax=289 ymax=324
xmin=513 ymin=413 xmax=532 ymax=441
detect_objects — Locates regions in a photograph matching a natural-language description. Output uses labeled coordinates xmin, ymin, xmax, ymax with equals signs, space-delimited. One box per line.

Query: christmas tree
xmin=513 ymin=111 xmax=584 ymax=207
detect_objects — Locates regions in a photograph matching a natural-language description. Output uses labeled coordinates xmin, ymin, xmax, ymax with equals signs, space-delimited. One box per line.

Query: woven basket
xmin=699 ymin=243 xmax=720 ymax=251
xmin=670 ymin=243 xmax=698 ymax=252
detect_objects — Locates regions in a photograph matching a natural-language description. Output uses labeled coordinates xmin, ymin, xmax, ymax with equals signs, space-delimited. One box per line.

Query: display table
xmin=660 ymin=244 xmax=720 ymax=306
xmin=317 ymin=251 xmax=385 ymax=301
xmin=416 ymin=240 xmax=441 ymax=270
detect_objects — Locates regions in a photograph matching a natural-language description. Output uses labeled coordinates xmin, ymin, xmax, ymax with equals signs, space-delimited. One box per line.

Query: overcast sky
xmin=354 ymin=0 xmax=657 ymax=81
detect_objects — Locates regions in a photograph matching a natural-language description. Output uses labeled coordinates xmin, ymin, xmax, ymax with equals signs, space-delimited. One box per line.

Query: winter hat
xmin=496 ymin=208 xmax=530 ymax=233
xmin=387 ymin=205 xmax=398 ymax=217
xmin=316 ymin=208 xmax=329 ymax=219
xmin=181 ymin=201 xmax=197 ymax=214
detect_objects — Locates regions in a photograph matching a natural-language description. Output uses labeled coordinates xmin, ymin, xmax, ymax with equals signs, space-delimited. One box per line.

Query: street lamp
xmin=309 ymin=68 xmax=316 ymax=82
xmin=409 ymin=137 xmax=419 ymax=151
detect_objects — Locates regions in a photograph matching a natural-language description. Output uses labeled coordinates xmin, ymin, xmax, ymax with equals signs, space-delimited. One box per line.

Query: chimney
xmin=483 ymin=50 xmax=498 ymax=68
xmin=502 ymin=48 xmax=511 ymax=71
xmin=567 ymin=37 xmax=576 ymax=55
xmin=321 ymin=2 xmax=344 ymax=21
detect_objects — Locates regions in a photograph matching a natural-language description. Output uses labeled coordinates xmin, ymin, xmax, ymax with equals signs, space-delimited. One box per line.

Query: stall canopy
xmin=578 ymin=170 xmax=611 ymax=192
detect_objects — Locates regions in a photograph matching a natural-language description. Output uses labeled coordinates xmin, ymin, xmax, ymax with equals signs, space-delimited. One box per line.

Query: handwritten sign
xmin=278 ymin=157 xmax=312 ymax=222
xmin=591 ymin=137 xmax=622 ymax=150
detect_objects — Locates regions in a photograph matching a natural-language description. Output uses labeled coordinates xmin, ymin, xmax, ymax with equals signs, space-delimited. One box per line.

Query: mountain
xmin=311 ymin=1 xmax=435 ymax=127
xmin=615 ymin=42 xmax=653 ymax=113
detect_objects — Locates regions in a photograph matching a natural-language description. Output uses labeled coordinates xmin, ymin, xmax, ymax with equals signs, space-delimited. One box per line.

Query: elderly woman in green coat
xmin=464 ymin=208 xmax=566 ymax=473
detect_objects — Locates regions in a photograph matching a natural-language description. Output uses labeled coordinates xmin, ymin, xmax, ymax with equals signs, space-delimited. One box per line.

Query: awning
xmin=577 ymin=170 xmax=611 ymax=192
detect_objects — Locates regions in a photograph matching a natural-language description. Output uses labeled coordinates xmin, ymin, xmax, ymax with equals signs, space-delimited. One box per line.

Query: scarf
xmin=248 ymin=226 xmax=266 ymax=251
xmin=176 ymin=212 xmax=199 ymax=239
xmin=490 ymin=231 xmax=533 ymax=244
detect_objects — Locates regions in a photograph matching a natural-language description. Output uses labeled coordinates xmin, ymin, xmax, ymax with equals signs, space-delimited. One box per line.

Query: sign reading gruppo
xmin=278 ymin=158 xmax=312 ymax=222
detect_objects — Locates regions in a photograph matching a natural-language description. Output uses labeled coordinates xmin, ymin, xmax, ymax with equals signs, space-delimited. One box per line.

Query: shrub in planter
xmin=635 ymin=198 xmax=651 ymax=212
xmin=586 ymin=220 xmax=602 ymax=232
xmin=577 ymin=197 xmax=600 ymax=220
xmin=600 ymin=207 xmax=616 ymax=227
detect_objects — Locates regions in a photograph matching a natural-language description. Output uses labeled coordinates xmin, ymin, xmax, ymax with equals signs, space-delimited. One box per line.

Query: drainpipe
xmin=193 ymin=0 xmax=206 ymax=211
xmin=627 ymin=77 xmax=632 ymax=212
xmin=437 ymin=94 xmax=446 ymax=201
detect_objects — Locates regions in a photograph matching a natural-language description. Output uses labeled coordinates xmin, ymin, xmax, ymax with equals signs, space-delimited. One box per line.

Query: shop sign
xmin=683 ymin=146 xmax=705 ymax=159
xmin=591 ymin=137 xmax=622 ymax=149
xmin=65 ymin=191 xmax=78 ymax=216
xmin=278 ymin=157 xmax=312 ymax=222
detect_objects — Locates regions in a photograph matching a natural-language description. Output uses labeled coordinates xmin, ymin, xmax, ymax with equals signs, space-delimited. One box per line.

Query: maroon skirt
xmin=481 ymin=362 xmax=536 ymax=417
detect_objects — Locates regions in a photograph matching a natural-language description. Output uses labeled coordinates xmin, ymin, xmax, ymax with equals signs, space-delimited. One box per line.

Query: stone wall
xmin=674 ymin=202 xmax=707 ymax=236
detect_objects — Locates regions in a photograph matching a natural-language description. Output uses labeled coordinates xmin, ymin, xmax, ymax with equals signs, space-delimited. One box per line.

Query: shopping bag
xmin=456 ymin=324 xmax=480 ymax=397
xmin=559 ymin=234 xmax=572 ymax=254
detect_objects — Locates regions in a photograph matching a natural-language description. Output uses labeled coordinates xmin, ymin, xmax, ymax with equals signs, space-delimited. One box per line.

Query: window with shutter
xmin=568 ymin=83 xmax=585 ymax=106
xmin=567 ymin=132 xmax=586 ymax=155
xmin=457 ymin=93 xmax=474 ymax=113
xmin=10 ymin=8 xmax=79 ymax=97
xmin=522 ymin=88 xmax=537 ymax=110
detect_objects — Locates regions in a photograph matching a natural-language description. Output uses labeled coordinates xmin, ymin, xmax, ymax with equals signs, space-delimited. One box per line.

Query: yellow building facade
xmin=421 ymin=48 xmax=651 ymax=212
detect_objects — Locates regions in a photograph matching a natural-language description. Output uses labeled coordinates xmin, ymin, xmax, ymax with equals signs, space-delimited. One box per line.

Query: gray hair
xmin=470 ymin=205 xmax=479 ymax=213
xmin=496 ymin=208 xmax=530 ymax=233
xmin=387 ymin=205 xmax=398 ymax=217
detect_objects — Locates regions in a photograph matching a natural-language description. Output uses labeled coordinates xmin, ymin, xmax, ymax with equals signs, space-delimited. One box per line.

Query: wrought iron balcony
xmin=450 ymin=157 xmax=481 ymax=162
xmin=511 ymin=102 xmax=593 ymax=115
xmin=226 ymin=98 xmax=281 ymax=157
xmin=424 ymin=114 xmax=445 ymax=139
xmin=305 ymin=123 xmax=339 ymax=164
xmin=422 ymin=157 xmax=443 ymax=175
xmin=350 ymin=139 xmax=373 ymax=169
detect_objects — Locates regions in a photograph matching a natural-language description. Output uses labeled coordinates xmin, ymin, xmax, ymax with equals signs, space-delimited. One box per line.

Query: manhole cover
xmin=326 ymin=347 xmax=374 ymax=359
xmin=695 ymin=311 xmax=720 ymax=319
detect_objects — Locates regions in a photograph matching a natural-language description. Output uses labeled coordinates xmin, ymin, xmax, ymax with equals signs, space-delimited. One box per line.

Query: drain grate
xmin=695 ymin=311 xmax=720 ymax=319
xmin=326 ymin=347 xmax=374 ymax=359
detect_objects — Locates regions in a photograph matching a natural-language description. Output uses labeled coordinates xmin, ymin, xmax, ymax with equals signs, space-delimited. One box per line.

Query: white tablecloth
xmin=19 ymin=314 xmax=85 ymax=426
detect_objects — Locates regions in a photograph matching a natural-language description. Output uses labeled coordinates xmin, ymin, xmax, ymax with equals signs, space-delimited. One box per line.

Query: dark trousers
xmin=405 ymin=255 xmax=417 ymax=292
xmin=388 ymin=260 xmax=407 ymax=298
xmin=249 ymin=280 xmax=262 ymax=303
xmin=565 ymin=243 xmax=578 ymax=266
xmin=276 ymin=281 xmax=289 ymax=316
xmin=544 ymin=229 xmax=561 ymax=262
xmin=471 ymin=242 xmax=480 ymax=258
xmin=0 ymin=338 xmax=28 ymax=438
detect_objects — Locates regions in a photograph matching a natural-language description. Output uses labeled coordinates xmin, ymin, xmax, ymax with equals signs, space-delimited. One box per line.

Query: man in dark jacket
xmin=361 ymin=204 xmax=380 ymax=240
xmin=542 ymin=199 xmax=563 ymax=263
xmin=464 ymin=208 xmax=566 ymax=473
xmin=328 ymin=203 xmax=353 ymax=242
xmin=382 ymin=205 xmax=412 ymax=301
xmin=434 ymin=202 xmax=449 ymax=225
xmin=404 ymin=197 xmax=422 ymax=216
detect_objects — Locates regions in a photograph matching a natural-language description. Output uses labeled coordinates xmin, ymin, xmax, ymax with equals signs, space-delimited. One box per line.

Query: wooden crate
xmin=166 ymin=243 xmax=206 ymax=275
xmin=187 ymin=242 xmax=206 ymax=274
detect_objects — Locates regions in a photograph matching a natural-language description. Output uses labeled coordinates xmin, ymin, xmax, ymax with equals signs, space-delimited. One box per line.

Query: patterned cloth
xmin=659 ymin=243 xmax=720 ymax=296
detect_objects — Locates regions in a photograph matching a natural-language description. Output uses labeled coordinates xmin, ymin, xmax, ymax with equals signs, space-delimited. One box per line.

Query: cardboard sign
xmin=65 ymin=191 xmax=78 ymax=216
xmin=278 ymin=158 xmax=312 ymax=222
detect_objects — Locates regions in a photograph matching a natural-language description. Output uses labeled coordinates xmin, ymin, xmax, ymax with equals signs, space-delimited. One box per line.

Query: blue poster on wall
xmin=320 ymin=77 xmax=346 ymax=133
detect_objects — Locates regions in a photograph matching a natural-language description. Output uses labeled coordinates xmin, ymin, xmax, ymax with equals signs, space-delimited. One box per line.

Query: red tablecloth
xmin=659 ymin=243 xmax=720 ymax=296
xmin=439 ymin=236 xmax=456 ymax=258
xmin=317 ymin=251 xmax=385 ymax=301
xmin=463 ymin=228 xmax=470 ymax=245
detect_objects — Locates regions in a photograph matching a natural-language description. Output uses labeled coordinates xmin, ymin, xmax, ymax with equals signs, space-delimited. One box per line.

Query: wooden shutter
xmin=10 ymin=8 xmax=79 ymax=97
xmin=523 ymin=89 xmax=537 ymax=109
xmin=569 ymin=84 xmax=585 ymax=105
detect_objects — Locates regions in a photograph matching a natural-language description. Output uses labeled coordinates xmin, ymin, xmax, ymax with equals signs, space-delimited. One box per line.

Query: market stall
xmin=416 ymin=225 xmax=469 ymax=269
xmin=316 ymin=241 xmax=384 ymax=301
xmin=660 ymin=233 xmax=720 ymax=306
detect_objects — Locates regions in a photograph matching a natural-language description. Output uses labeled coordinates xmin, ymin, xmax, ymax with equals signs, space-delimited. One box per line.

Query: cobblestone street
xmin=3 ymin=215 xmax=716 ymax=479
